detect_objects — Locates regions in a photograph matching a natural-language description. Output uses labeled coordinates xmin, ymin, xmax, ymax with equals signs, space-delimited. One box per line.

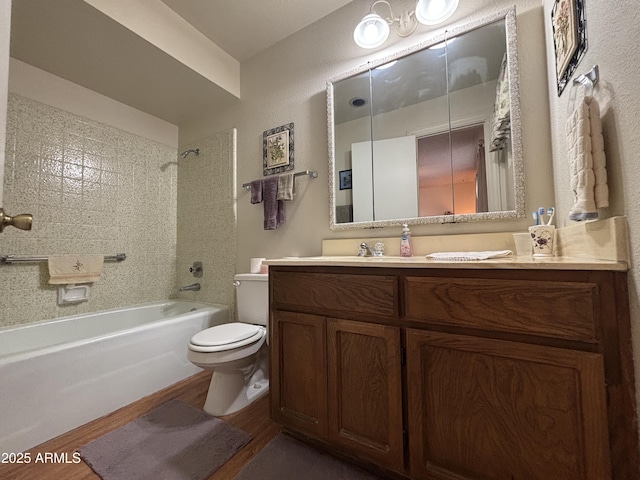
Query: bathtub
xmin=0 ymin=300 xmax=229 ymax=454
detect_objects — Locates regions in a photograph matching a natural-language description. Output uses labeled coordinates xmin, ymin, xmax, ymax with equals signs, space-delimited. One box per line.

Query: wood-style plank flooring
xmin=0 ymin=371 xmax=280 ymax=480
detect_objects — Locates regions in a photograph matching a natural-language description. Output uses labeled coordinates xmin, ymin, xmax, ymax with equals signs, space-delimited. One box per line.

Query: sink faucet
xmin=358 ymin=242 xmax=384 ymax=257
xmin=179 ymin=283 xmax=201 ymax=291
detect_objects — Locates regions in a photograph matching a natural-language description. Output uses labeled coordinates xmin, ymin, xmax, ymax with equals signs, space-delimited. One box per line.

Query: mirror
xmin=328 ymin=8 xmax=524 ymax=229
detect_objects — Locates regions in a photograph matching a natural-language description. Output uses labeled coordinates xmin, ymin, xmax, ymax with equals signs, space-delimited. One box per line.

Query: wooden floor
xmin=0 ymin=371 xmax=280 ymax=480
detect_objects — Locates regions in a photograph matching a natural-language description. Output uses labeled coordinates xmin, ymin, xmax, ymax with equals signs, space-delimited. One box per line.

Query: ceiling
xmin=157 ymin=0 xmax=352 ymax=63
xmin=9 ymin=0 xmax=352 ymax=125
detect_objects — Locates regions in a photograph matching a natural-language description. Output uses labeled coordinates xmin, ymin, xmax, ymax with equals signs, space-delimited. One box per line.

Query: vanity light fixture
xmin=354 ymin=0 xmax=459 ymax=49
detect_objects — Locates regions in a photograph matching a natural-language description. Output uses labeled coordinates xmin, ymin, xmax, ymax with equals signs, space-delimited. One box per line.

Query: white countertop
xmin=264 ymin=217 xmax=630 ymax=272
xmin=264 ymin=255 xmax=627 ymax=271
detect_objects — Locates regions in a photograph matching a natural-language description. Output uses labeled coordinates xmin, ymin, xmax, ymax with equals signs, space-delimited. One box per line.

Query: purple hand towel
xmin=263 ymin=176 xmax=284 ymax=230
xmin=250 ymin=180 xmax=263 ymax=204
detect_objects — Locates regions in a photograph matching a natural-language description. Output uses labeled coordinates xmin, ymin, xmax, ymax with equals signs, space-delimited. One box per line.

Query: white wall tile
xmin=0 ymin=94 xmax=178 ymax=327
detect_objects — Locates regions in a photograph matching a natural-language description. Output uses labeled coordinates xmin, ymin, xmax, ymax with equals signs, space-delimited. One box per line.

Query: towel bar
xmin=573 ymin=65 xmax=599 ymax=89
xmin=242 ymin=170 xmax=318 ymax=190
xmin=0 ymin=253 xmax=127 ymax=265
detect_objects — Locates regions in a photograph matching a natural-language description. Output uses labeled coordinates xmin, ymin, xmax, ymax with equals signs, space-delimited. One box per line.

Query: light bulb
xmin=363 ymin=23 xmax=380 ymax=43
xmin=415 ymin=0 xmax=459 ymax=26
xmin=429 ymin=0 xmax=446 ymax=16
xmin=353 ymin=13 xmax=390 ymax=49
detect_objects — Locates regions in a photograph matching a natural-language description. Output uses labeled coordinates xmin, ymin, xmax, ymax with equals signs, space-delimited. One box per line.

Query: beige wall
xmin=0 ymin=92 xmax=178 ymax=327
xmin=9 ymin=59 xmax=178 ymax=148
xmin=543 ymin=0 xmax=640 ymax=412
xmin=178 ymin=0 xmax=554 ymax=270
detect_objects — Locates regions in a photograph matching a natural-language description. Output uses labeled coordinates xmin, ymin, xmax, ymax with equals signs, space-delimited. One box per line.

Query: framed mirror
xmin=328 ymin=8 xmax=524 ymax=229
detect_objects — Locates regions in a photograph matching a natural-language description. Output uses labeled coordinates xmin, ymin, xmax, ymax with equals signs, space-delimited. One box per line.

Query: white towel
xmin=426 ymin=250 xmax=513 ymax=261
xmin=588 ymin=98 xmax=609 ymax=208
xmin=276 ymin=173 xmax=294 ymax=201
xmin=48 ymin=255 xmax=104 ymax=284
xmin=566 ymin=95 xmax=609 ymax=221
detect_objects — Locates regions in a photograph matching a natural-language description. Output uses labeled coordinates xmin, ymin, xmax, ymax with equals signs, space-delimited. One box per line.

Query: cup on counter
xmin=528 ymin=225 xmax=555 ymax=257
xmin=250 ymin=257 xmax=266 ymax=274
xmin=512 ymin=232 xmax=532 ymax=256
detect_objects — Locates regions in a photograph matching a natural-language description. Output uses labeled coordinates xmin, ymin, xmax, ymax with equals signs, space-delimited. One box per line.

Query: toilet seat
xmin=189 ymin=323 xmax=265 ymax=353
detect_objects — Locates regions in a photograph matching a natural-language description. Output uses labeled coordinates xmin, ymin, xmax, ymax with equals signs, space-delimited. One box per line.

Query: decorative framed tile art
xmin=263 ymin=123 xmax=294 ymax=176
xmin=551 ymin=0 xmax=587 ymax=96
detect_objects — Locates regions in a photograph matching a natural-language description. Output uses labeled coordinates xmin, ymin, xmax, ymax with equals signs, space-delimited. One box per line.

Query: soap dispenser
xmin=400 ymin=224 xmax=413 ymax=257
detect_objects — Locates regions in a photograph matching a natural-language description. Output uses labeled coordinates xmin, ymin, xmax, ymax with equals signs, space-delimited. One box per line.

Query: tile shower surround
xmin=1 ymin=94 xmax=178 ymax=327
xmin=176 ymin=129 xmax=238 ymax=319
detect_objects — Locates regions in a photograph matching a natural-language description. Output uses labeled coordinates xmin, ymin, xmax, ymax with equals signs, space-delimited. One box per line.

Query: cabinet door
xmin=270 ymin=311 xmax=327 ymax=439
xmin=406 ymin=329 xmax=611 ymax=480
xmin=328 ymin=318 xmax=404 ymax=472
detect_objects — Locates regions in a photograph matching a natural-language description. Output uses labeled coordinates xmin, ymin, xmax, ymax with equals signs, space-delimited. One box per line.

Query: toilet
xmin=187 ymin=273 xmax=269 ymax=416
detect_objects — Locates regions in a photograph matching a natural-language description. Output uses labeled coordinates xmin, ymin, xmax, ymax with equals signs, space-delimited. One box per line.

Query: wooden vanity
xmin=268 ymin=260 xmax=638 ymax=479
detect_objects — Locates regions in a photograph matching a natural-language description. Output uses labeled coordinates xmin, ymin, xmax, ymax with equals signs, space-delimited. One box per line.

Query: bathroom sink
xmin=279 ymin=255 xmax=422 ymax=263
xmin=267 ymin=255 xmax=521 ymax=269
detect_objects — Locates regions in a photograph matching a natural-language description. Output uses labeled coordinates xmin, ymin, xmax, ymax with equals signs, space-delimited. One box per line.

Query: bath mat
xmin=79 ymin=399 xmax=252 ymax=480
xmin=232 ymin=434 xmax=385 ymax=480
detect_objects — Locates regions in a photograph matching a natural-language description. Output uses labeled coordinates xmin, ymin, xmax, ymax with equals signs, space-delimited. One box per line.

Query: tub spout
xmin=179 ymin=283 xmax=201 ymax=292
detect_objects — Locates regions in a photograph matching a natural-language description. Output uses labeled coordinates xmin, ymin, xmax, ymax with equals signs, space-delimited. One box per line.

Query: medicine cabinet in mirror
xmin=328 ymin=8 xmax=524 ymax=229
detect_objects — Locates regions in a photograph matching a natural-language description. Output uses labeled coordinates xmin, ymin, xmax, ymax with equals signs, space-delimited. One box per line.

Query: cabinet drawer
xmin=404 ymin=276 xmax=599 ymax=342
xmin=271 ymin=271 xmax=398 ymax=317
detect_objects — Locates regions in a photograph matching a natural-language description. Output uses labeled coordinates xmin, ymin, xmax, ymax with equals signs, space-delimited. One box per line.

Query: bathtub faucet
xmin=179 ymin=283 xmax=201 ymax=292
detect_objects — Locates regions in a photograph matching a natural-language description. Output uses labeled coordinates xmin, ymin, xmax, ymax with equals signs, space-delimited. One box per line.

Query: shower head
xmin=180 ymin=148 xmax=200 ymax=159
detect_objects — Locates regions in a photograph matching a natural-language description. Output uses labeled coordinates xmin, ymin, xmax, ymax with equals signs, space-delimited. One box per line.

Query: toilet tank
xmin=234 ymin=273 xmax=268 ymax=326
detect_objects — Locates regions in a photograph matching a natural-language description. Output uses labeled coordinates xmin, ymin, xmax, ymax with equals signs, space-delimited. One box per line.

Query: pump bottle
xmin=400 ymin=224 xmax=413 ymax=257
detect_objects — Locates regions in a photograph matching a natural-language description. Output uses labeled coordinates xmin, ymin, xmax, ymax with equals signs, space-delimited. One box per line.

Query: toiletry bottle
xmin=400 ymin=224 xmax=413 ymax=257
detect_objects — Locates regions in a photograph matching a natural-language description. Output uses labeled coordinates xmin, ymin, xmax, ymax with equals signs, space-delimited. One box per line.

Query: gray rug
xmin=232 ymin=434 xmax=386 ymax=480
xmin=79 ymin=399 xmax=252 ymax=480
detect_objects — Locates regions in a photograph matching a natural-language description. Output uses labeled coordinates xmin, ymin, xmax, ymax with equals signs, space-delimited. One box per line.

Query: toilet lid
xmin=190 ymin=323 xmax=261 ymax=347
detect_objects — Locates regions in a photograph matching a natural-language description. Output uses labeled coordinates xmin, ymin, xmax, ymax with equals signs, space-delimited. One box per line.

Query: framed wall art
xmin=551 ymin=0 xmax=587 ymax=96
xmin=263 ymin=123 xmax=294 ymax=176
xmin=339 ymin=169 xmax=352 ymax=190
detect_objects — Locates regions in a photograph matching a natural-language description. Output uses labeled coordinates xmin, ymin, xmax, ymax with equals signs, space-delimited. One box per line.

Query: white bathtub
xmin=0 ymin=300 xmax=229 ymax=454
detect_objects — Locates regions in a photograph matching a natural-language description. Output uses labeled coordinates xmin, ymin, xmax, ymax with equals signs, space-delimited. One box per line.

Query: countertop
xmin=264 ymin=255 xmax=628 ymax=271
xmin=264 ymin=217 xmax=630 ymax=272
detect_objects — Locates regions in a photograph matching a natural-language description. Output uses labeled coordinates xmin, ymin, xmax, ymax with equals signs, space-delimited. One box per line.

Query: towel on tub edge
xmin=48 ymin=255 xmax=104 ymax=284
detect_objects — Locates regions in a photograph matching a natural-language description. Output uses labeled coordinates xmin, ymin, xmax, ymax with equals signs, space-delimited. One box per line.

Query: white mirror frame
xmin=328 ymin=8 xmax=524 ymax=230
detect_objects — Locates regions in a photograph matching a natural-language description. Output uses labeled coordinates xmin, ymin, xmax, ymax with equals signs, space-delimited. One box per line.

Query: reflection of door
xmin=417 ymin=124 xmax=485 ymax=216
xmin=352 ymin=136 xmax=418 ymax=222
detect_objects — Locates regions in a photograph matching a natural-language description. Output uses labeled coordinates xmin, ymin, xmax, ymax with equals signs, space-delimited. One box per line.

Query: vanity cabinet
xmin=406 ymin=331 xmax=609 ymax=479
xmin=270 ymin=270 xmax=404 ymax=471
xmin=269 ymin=266 xmax=638 ymax=479
xmin=270 ymin=310 xmax=328 ymax=439
xmin=327 ymin=318 xmax=404 ymax=471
